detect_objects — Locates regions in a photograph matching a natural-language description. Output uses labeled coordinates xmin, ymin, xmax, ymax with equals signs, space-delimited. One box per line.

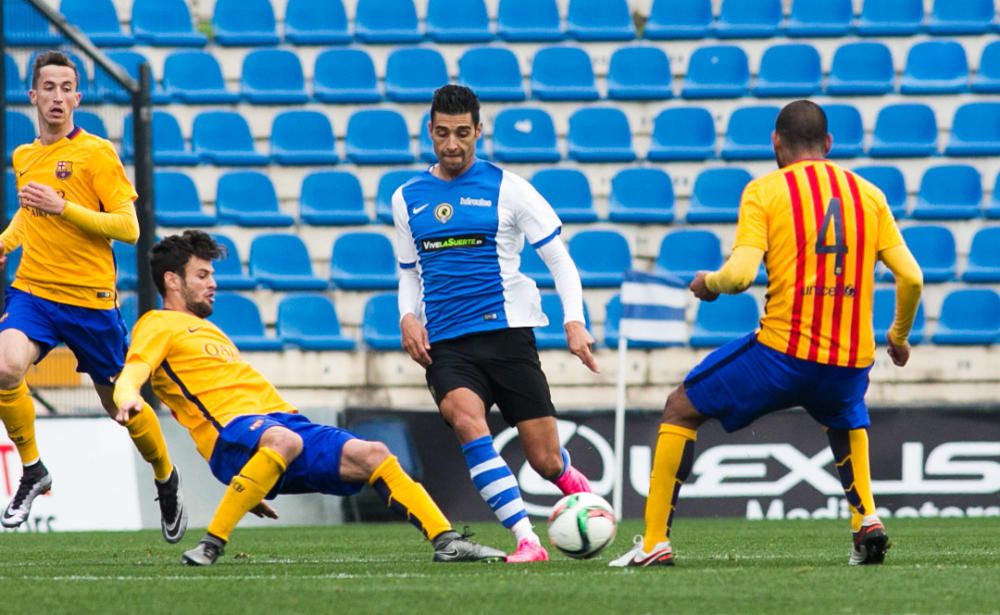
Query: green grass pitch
xmin=1 ymin=517 xmax=997 ymax=614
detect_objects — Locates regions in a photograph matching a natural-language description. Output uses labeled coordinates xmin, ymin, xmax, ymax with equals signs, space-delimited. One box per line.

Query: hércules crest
xmin=55 ymin=161 xmax=73 ymax=180
xmin=434 ymin=202 xmax=454 ymax=223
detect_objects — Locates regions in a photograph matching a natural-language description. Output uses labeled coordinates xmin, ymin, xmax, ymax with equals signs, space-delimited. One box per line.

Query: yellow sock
xmin=369 ymin=455 xmax=451 ymax=541
xmin=207 ymin=446 xmax=287 ymax=542
xmin=643 ymin=424 xmax=697 ymax=551
xmin=125 ymin=403 xmax=174 ymax=481
xmin=827 ymin=428 xmax=877 ymax=519
xmin=850 ymin=507 xmax=864 ymax=533
xmin=0 ymin=382 xmax=39 ymax=465
xmin=847 ymin=428 xmax=877 ymax=517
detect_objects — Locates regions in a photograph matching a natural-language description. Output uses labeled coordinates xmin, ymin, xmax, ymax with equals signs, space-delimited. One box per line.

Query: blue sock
xmin=556 ymin=447 xmax=571 ymax=479
xmin=461 ymin=435 xmax=527 ymax=529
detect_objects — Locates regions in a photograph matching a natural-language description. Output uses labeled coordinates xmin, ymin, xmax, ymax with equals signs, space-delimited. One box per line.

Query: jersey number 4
xmin=815 ymin=198 xmax=848 ymax=276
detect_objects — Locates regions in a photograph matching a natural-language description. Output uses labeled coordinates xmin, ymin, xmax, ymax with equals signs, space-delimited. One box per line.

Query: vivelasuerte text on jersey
xmin=393 ymin=160 xmax=562 ymax=343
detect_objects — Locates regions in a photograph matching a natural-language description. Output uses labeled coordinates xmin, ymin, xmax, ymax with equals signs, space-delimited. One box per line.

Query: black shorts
xmin=426 ymin=328 xmax=557 ymax=426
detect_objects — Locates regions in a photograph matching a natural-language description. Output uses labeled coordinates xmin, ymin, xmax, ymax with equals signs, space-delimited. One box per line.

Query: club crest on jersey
xmin=434 ymin=202 xmax=453 ymax=223
xmin=55 ymin=161 xmax=73 ymax=180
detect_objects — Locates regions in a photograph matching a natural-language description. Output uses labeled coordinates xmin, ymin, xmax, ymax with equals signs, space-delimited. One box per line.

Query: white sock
xmin=511 ymin=517 xmax=539 ymax=543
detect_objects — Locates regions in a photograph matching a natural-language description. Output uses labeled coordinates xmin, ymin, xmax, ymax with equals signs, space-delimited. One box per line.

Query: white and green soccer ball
xmin=546 ymin=492 xmax=617 ymax=559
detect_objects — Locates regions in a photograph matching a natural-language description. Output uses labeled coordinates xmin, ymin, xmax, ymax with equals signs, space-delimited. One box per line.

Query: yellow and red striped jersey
xmin=734 ymin=159 xmax=904 ymax=368
xmin=6 ymin=127 xmax=137 ymax=309
xmin=125 ymin=310 xmax=296 ymax=461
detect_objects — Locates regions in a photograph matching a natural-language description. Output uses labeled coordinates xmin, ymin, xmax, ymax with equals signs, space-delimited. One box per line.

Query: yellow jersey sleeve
xmin=874 ymin=193 xmax=905 ymax=253
xmin=127 ymin=311 xmax=177 ymax=372
xmin=0 ymin=209 xmax=27 ymax=252
xmin=733 ymin=180 xmax=769 ymax=252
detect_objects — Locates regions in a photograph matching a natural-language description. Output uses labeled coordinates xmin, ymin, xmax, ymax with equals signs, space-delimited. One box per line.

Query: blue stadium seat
xmin=520 ymin=244 xmax=554 ymax=288
xmin=216 ymin=171 xmax=295 ymax=227
xmin=534 ymin=293 xmax=591 ymax=349
xmin=869 ymin=104 xmax=937 ymax=158
xmin=300 ymin=171 xmax=369 ymax=226
xmin=900 ymin=41 xmax=968 ymax=94
xmin=5 ymin=55 xmax=28 ymax=104
xmin=721 ymin=106 xmax=780 ymax=160
xmin=568 ymin=230 xmax=631 ymax=287
xmin=690 ymin=294 xmax=760 ymax=348
xmin=492 ymin=108 xmax=560 ymax=163
xmin=932 ymin=289 xmax=1000 ymax=345
xmin=883 ymin=225 xmax=956 ymax=282
xmin=714 ymin=0 xmax=782 ymax=38
xmin=531 ymin=46 xmax=599 ymax=101
xmin=331 ymin=232 xmax=398 ymax=290
xmin=655 ymin=229 xmax=723 ymax=283
xmin=74 ymin=111 xmax=107 ymax=139
xmin=603 ymin=294 xmax=682 ymax=349
xmin=122 ymin=111 xmax=199 ymax=166
xmin=241 ymin=49 xmax=309 ymax=104
xmin=385 ymin=47 xmax=449 ymax=102
xmin=284 ymin=0 xmax=350 ymax=45
xmin=345 ymin=110 xmax=413 ymax=165
xmin=5 ymin=111 xmax=34 ymax=161
xmin=753 ymin=43 xmax=822 ymax=97
xmin=426 ymin=0 xmax=492 ymax=42
xmin=686 ymin=167 xmax=753 ymax=223
xmin=853 ymin=165 xmax=908 ymax=219
xmin=211 ymin=234 xmax=256 ymax=290
xmin=249 ymin=234 xmax=327 ymax=290
xmin=208 ymin=293 xmax=283 ymax=351
xmin=96 ymin=50 xmax=169 ymax=104
xmin=270 ymin=110 xmax=339 ymax=166
xmin=988 ymin=177 xmax=1000 ymax=219
xmin=192 ymin=111 xmax=268 ymax=166
xmin=277 ymin=295 xmax=356 ymax=351
xmin=972 ymin=41 xmax=1000 ymax=93
xmin=355 ymin=0 xmax=421 ymax=43
xmin=162 ymin=51 xmax=239 ymax=103
xmin=313 ymin=49 xmax=380 ymax=103
xmin=608 ymin=168 xmax=675 ymax=224
xmin=114 ymin=242 xmax=137 ymax=290
xmin=567 ymin=0 xmax=635 ymax=41
xmin=855 ymin=0 xmax=923 ymax=36
xmin=681 ymin=45 xmax=750 ymax=99
xmin=458 ymin=47 xmax=525 ymax=102
xmin=644 ymin=0 xmax=712 ymax=39
xmin=567 ymin=107 xmax=635 ymax=162
xmin=785 ymin=0 xmax=852 ymax=37
xmin=926 ymin=0 xmax=994 ymax=35
xmin=824 ymin=104 xmax=864 ymax=159
xmin=827 ymin=42 xmax=895 ymax=96
xmin=497 ymin=0 xmax=564 ymax=41
xmin=945 ymin=102 xmax=1000 ymax=157
xmin=872 ymin=288 xmax=925 ymax=345
xmin=362 ymin=292 xmax=403 ymax=350
xmin=212 ymin=0 xmax=279 ymax=46
xmin=153 ymin=171 xmax=215 ymax=227
xmin=607 ymin=46 xmax=673 ymax=100
xmin=962 ymin=227 xmax=1000 ymax=283
xmin=912 ymin=165 xmax=982 ymax=220
xmin=376 ymin=169 xmax=423 ymax=224
xmin=60 ymin=0 xmax=132 ymax=47
xmin=131 ymin=0 xmax=207 ymax=46
xmin=647 ymin=107 xmax=715 ymax=161
xmin=5 ymin=0 xmax=63 ymax=46
xmin=531 ymin=169 xmax=598 ymax=223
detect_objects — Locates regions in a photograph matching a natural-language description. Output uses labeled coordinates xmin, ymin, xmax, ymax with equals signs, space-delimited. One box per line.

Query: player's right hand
xmin=250 ymin=502 xmax=278 ymax=519
xmin=689 ymin=271 xmax=720 ymax=302
xmin=114 ymin=398 xmax=143 ymax=425
xmin=400 ymin=313 xmax=432 ymax=367
xmin=886 ymin=336 xmax=910 ymax=367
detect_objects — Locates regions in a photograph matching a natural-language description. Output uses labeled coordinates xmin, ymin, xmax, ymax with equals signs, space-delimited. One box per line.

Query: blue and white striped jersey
xmin=393 ymin=160 xmax=562 ymax=343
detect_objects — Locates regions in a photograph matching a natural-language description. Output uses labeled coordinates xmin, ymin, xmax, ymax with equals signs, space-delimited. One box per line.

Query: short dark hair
xmin=430 ymin=84 xmax=480 ymax=126
xmin=775 ymin=100 xmax=828 ymax=152
xmin=150 ymin=230 xmax=224 ymax=297
xmin=31 ymin=50 xmax=79 ymax=89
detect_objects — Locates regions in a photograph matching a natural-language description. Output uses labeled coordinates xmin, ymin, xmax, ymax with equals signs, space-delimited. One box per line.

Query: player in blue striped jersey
xmin=393 ymin=85 xmax=598 ymax=563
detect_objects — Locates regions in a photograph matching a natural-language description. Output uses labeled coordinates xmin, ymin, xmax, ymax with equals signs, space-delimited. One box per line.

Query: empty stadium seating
xmin=212 ymin=0 xmax=279 ymax=46
xmin=457 ymin=47 xmax=525 ymax=101
xmin=655 ymin=230 xmax=723 ymax=283
xmin=209 ymin=293 xmax=283 ymax=350
xmin=824 ymin=104 xmax=864 ymax=158
xmin=345 ymin=109 xmax=414 ymax=165
xmin=192 ymin=111 xmax=269 ymax=165
xmin=131 ymin=0 xmax=207 ymax=46
xmin=682 ymin=45 xmax=750 ymax=99
xmin=240 ymin=49 xmax=309 ymax=104
xmin=568 ymin=230 xmax=631 ymax=287
xmin=912 ymin=165 xmax=982 ymax=219
xmin=277 ymin=294 xmax=356 ymax=351
xmin=872 ymin=288 xmax=926 ymax=344
xmin=497 ymin=0 xmax=563 ymax=42
xmin=492 ymin=108 xmax=560 ymax=163
xmin=530 ymin=46 xmax=599 ymax=101
xmin=354 ymin=0 xmax=421 ymax=44
xmin=962 ymin=227 xmax=1000 ymax=283
xmin=606 ymin=46 xmax=673 ymax=100
xmin=753 ymin=43 xmax=822 ymax=97
xmin=426 ymin=0 xmax=492 ymax=43
xmin=270 ymin=110 xmax=339 ymax=166
xmin=567 ymin=107 xmax=635 ymax=162
xmin=211 ymin=234 xmax=257 ymax=290
xmin=827 ymin=42 xmax=894 ymax=96
xmin=721 ymin=106 xmax=780 ymax=160
xmin=932 ymin=289 xmax=1000 ymax=345
xmin=690 ymin=293 xmax=760 ymax=347
xmin=854 ymin=165 xmax=909 ymax=219
xmin=283 ymin=0 xmax=350 ymax=45
xmin=59 ymin=0 xmax=132 ymax=47
xmin=362 ymin=292 xmax=403 ymax=350
xmin=299 ymin=171 xmax=369 ymax=226
xmin=385 ymin=47 xmax=449 ymax=102
xmin=249 ymin=234 xmax=327 ymax=290
xmin=154 ymin=171 xmax=215 ymax=227
xmin=331 ymin=232 xmax=398 ymax=290
xmin=714 ymin=0 xmax=781 ymax=39
xmin=785 ymin=0 xmax=852 ymax=37
xmin=900 ymin=41 xmax=969 ymax=94
xmin=644 ymin=0 xmax=712 ymax=40
xmin=215 ymin=171 xmax=295 ymax=227
xmin=607 ymin=168 xmax=675 ymax=224
xmin=647 ymin=107 xmax=716 ymax=161
xmin=162 ymin=51 xmax=239 ymax=103
xmin=313 ymin=48 xmax=381 ymax=103
xmin=531 ymin=169 xmax=598 ymax=223
xmin=567 ymin=0 xmax=635 ymax=41
xmin=686 ymin=168 xmax=753 ymax=223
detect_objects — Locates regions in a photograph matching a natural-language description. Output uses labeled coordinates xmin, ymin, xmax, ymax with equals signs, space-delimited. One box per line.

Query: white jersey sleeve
xmin=500 ymin=170 xmax=562 ymax=248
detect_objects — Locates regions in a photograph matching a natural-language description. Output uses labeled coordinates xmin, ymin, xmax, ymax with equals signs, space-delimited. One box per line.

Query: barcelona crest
xmin=55 ymin=161 xmax=73 ymax=180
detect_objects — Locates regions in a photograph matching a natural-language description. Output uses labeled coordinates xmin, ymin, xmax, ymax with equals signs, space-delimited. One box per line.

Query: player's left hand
xmin=250 ymin=502 xmax=278 ymax=519
xmin=689 ymin=271 xmax=720 ymax=302
xmin=19 ymin=182 xmax=66 ymax=215
xmin=114 ymin=399 xmax=143 ymax=425
xmin=565 ymin=321 xmax=600 ymax=374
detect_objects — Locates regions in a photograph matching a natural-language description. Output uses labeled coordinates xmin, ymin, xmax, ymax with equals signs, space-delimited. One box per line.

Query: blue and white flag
xmin=619 ymin=269 xmax=688 ymax=345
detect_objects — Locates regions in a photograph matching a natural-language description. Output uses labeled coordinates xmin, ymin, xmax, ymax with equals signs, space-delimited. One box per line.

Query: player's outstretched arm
xmin=880 ymin=244 xmax=923 ymax=367
xmin=112 ymin=361 xmax=152 ymax=425
xmin=19 ymin=182 xmax=139 ymax=243
xmin=699 ymin=246 xmax=765 ymax=299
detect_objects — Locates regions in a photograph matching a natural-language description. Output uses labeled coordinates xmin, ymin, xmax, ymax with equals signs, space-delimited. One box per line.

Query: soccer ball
xmin=546 ymin=492 xmax=617 ymax=559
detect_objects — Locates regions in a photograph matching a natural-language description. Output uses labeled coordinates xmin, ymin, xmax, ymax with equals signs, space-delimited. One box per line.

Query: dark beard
xmin=187 ymin=299 xmax=213 ymax=318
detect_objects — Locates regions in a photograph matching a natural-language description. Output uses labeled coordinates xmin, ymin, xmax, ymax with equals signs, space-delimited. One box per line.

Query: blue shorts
xmin=0 ymin=287 xmax=128 ymax=385
xmin=208 ymin=412 xmax=364 ymax=499
xmin=684 ymin=333 xmax=872 ymax=433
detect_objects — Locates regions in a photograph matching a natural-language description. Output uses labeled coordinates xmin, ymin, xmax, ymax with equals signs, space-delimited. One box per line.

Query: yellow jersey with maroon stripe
xmin=734 ymin=160 xmax=904 ymax=368
xmin=7 ymin=127 xmax=138 ymax=309
xmin=126 ymin=310 xmax=296 ymax=461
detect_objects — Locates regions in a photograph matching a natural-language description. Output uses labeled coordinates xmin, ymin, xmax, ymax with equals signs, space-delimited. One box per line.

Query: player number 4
xmin=815 ymin=198 xmax=848 ymax=276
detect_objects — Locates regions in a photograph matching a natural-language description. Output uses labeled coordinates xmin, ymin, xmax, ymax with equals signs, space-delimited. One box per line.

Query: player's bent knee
xmin=260 ymin=427 xmax=303 ymax=462
xmin=362 ymin=440 xmax=392 ymax=472
xmin=663 ymin=386 xmax=703 ymax=429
